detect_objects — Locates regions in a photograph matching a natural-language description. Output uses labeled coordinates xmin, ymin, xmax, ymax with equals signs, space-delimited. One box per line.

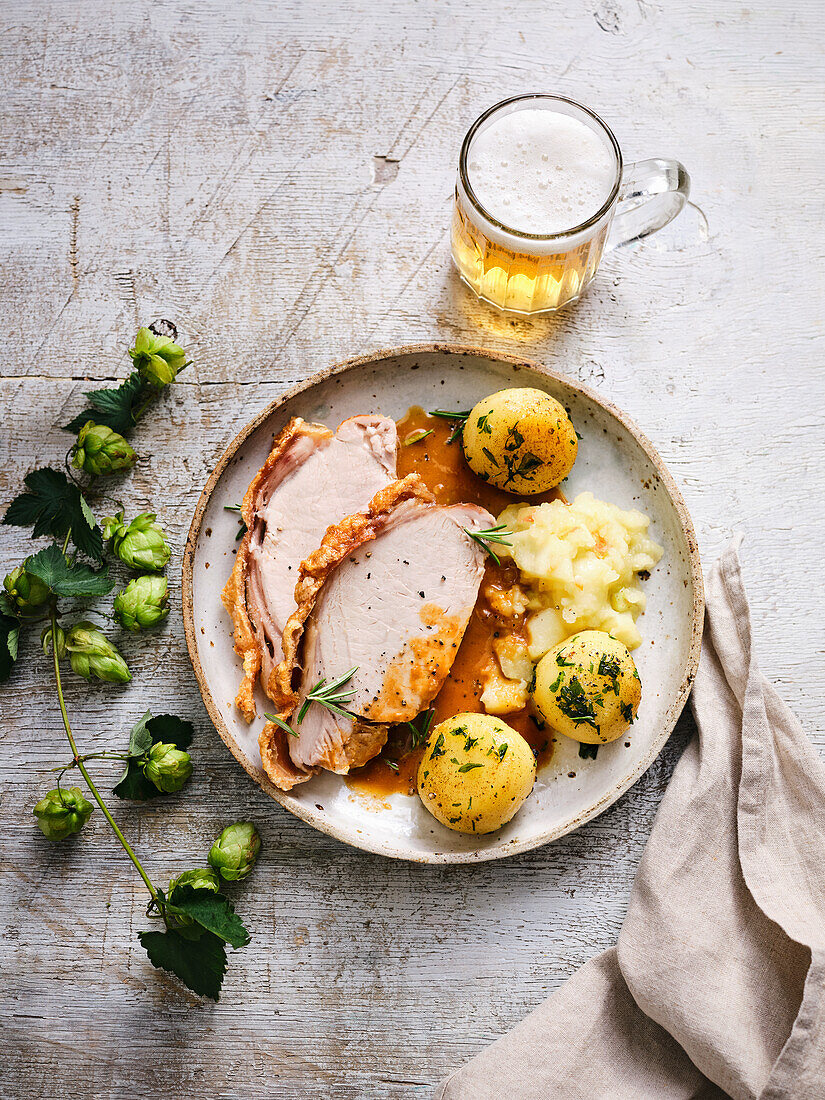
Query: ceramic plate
xmin=183 ymin=345 xmax=703 ymax=863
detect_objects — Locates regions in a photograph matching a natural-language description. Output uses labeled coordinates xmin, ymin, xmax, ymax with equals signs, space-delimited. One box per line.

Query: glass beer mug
xmin=451 ymin=94 xmax=690 ymax=314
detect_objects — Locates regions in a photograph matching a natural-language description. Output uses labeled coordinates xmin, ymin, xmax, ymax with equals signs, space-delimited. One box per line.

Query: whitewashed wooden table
xmin=1 ymin=1 xmax=823 ymax=1096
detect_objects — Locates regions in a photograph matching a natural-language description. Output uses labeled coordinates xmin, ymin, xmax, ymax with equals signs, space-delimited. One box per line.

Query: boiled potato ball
xmin=462 ymin=387 xmax=577 ymax=495
xmin=531 ymin=630 xmax=641 ymax=744
xmin=417 ymin=713 xmax=536 ymax=834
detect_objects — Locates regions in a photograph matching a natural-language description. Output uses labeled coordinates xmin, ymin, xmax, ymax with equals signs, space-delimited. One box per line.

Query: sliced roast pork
xmin=258 ymin=475 xmax=494 ymax=790
xmin=222 ymin=414 xmax=397 ymax=723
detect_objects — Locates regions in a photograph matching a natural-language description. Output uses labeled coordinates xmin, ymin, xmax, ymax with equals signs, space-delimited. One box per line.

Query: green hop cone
xmin=66 ymin=621 xmax=131 ymax=682
xmin=33 ymin=786 xmax=93 ymax=840
xmin=41 ymin=622 xmax=67 ymax=659
xmin=103 ymin=512 xmax=171 ymax=572
xmin=102 ymin=511 xmax=127 ymax=541
xmin=71 ymin=421 xmax=136 ymax=476
xmin=164 ymin=867 xmax=221 ymax=938
xmin=208 ymin=821 xmax=261 ymax=882
xmin=168 ymin=867 xmax=220 ymax=897
xmin=3 ymin=563 xmax=50 ymax=616
xmin=113 ymin=575 xmax=169 ymax=632
xmin=128 ymin=326 xmax=187 ymax=387
xmin=143 ymin=742 xmax=193 ymax=793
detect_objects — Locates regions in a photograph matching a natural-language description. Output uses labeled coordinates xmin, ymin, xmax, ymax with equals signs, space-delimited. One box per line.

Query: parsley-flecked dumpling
xmin=462 ymin=387 xmax=577 ymax=495
xmin=531 ymin=630 xmax=640 ymax=744
xmin=417 ymin=713 xmax=536 ymax=834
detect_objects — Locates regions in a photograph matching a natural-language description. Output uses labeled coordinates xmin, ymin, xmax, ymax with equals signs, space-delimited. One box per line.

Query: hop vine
xmin=0 ymin=321 xmax=257 ymax=1000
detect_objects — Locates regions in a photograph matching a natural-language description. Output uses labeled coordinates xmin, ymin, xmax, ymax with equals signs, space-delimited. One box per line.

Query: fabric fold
xmin=435 ymin=546 xmax=825 ymax=1100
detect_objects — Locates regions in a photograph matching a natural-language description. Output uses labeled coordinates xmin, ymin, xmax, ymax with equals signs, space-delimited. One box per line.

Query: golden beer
xmin=452 ymin=94 xmax=692 ymax=314
xmin=451 ymin=95 xmax=622 ymax=315
xmin=451 ymin=196 xmax=612 ymax=314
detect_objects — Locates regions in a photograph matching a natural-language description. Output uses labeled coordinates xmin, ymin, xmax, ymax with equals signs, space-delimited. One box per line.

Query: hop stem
xmin=50 ymin=607 xmax=158 ymax=904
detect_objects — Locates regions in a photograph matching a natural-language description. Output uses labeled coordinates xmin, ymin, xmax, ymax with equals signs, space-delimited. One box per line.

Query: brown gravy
xmin=346 ymin=407 xmax=559 ymax=799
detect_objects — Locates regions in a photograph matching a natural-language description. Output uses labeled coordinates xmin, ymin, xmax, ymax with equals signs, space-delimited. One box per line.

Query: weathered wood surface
xmin=1 ymin=0 xmax=823 ymax=1096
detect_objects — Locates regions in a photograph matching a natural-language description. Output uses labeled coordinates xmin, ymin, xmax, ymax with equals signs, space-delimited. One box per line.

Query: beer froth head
xmin=466 ymin=105 xmax=617 ymax=237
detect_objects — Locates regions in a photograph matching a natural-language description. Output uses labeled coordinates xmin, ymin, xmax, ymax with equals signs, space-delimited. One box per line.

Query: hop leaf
xmin=139 ymin=928 xmax=227 ymax=1001
xmin=0 ymin=611 xmax=20 ymax=682
xmin=3 ymin=468 xmax=103 ymax=561
xmin=71 ymin=421 xmax=136 ymax=477
xmin=139 ymin=877 xmax=249 ymax=1000
xmin=111 ymin=762 xmax=154 ymax=801
xmin=113 ymin=575 xmax=169 ymax=631
xmin=143 ymin=742 xmax=192 ymax=793
xmin=139 ymin=713 xmax=193 ymax=752
xmin=208 ymin=822 xmax=261 ymax=882
xmin=129 ymin=327 xmax=187 ymax=387
xmin=26 ymin=545 xmax=113 ymax=599
xmin=33 ymin=787 xmax=93 ymax=840
xmin=63 ymin=372 xmax=145 ymax=436
xmin=65 ymin=621 xmax=131 ymax=682
xmin=169 ymin=884 xmax=250 ymax=948
xmin=103 ymin=512 xmax=170 ymax=572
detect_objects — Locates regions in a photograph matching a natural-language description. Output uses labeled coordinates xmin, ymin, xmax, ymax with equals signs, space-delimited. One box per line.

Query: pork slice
xmin=222 ymin=414 xmax=397 ymax=723
xmin=259 ymin=477 xmax=494 ymax=785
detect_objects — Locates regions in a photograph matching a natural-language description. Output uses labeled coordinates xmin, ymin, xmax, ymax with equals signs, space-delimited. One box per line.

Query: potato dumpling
xmin=417 ymin=713 xmax=536 ymax=834
xmin=462 ymin=387 xmax=577 ymax=495
xmin=531 ymin=630 xmax=641 ymax=744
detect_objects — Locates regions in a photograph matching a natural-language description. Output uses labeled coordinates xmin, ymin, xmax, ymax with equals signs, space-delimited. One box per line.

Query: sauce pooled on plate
xmin=346 ymin=407 xmax=560 ymax=798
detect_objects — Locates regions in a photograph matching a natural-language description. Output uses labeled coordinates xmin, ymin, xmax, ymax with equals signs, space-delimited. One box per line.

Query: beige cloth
xmin=435 ymin=546 xmax=825 ymax=1100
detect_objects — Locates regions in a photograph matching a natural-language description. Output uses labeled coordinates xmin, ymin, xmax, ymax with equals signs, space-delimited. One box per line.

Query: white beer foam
xmin=467 ymin=108 xmax=615 ymax=235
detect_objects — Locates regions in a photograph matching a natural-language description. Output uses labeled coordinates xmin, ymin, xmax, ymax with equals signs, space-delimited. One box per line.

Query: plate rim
xmin=182 ymin=343 xmax=704 ymax=863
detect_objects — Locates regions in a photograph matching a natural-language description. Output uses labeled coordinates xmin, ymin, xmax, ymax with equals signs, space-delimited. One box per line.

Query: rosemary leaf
xmin=403 ymin=428 xmax=434 ymax=447
xmin=264 ymin=713 xmax=299 ymax=738
xmin=429 ymin=408 xmax=471 ymax=445
xmin=463 ymin=524 xmax=514 ymax=565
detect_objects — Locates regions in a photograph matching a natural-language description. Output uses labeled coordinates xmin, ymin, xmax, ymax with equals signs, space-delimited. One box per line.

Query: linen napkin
xmin=434 ymin=545 xmax=825 ymax=1100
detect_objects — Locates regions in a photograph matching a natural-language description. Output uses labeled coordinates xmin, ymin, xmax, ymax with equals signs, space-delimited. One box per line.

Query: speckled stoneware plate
xmin=183 ymin=345 xmax=703 ymax=863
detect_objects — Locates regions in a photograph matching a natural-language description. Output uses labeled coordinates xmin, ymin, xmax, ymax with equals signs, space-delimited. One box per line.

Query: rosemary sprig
xmin=429 ymin=408 xmax=471 ymax=444
xmin=264 ymin=712 xmax=299 ymax=738
xmin=463 ymin=524 xmax=514 ymax=565
xmin=266 ymin=666 xmax=361 ymax=738
xmin=378 ymin=707 xmax=436 ymax=774
xmin=403 ymin=428 xmax=433 ymax=447
xmin=223 ymin=503 xmax=247 ymax=540
xmin=297 ymin=666 xmax=359 ymax=723
xmin=429 ymin=408 xmax=471 ymax=421
xmin=404 ymin=707 xmax=435 ymax=750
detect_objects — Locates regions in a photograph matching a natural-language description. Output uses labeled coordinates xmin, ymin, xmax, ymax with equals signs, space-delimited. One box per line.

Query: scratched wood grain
xmin=1 ymin=0 xmax=824 ymax=1096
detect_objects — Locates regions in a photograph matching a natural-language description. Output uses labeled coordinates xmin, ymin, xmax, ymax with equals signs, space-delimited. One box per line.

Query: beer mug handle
xmin=606 ymin=158 xmax=690 ymax=250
